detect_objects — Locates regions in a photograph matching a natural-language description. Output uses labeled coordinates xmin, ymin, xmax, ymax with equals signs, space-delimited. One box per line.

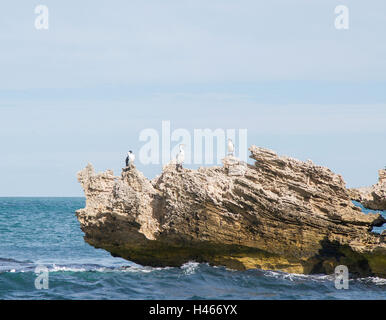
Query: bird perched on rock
xmin=227 ymin=139 xmax=235 ymax=156
xmin=125 ymin=150 xmax=135 ymax=169
xmin=176 ymin=144 xmax=185 ymax=172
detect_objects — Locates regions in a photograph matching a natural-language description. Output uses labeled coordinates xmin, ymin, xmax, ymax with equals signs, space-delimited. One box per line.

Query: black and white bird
xmin=227 ymin=138 xmax=235 ymax=156
xmin=176 ymin=144 xmax=185 ymax=171
xmin=125 ymin=150 xmax=135 ymax=168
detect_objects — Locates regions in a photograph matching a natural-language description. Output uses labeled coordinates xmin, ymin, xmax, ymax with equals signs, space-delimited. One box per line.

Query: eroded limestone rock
xmin=349 ymin=169 xmax=386 ymax=211
xmin=76 ymin=147 xmax=386 ymax=277
xmin=222 ymin=155 xmax=247 ymax=176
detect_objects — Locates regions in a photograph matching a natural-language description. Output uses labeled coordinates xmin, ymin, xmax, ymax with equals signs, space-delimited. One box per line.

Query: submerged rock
xmin=76 ymin=147 xmax=386 ymax=277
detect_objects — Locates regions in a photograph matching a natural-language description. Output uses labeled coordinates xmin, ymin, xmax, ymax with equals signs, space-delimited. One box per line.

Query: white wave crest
xmin=263 ymin=270 xmax=334 ymax=282
xmin=357 ymin=277 xmax=386 ymax=286
xmin=180 ymin=261 xmax=200 ymax=275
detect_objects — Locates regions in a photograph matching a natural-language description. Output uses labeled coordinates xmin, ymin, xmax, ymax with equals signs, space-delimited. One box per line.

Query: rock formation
xmin=76 ymin=147 xmax=386 ymax=277
xmin=349 ymin=169 xmax=386 ymax=211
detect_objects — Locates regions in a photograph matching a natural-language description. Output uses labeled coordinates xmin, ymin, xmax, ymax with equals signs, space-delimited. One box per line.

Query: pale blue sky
xmin=0 ymin=1 xmax=385 ymax=196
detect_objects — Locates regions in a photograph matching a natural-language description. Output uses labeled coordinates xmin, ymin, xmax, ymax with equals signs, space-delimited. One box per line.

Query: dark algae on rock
xmin=76 ymin=146 xmax=386 ymax=277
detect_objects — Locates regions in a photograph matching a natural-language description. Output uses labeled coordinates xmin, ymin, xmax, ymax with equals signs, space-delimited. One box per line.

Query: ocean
xmin=0 ymin=197 xmax=384 ymax=300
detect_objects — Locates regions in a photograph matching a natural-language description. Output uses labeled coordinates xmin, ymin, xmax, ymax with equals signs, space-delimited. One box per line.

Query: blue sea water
xmin=0 ymin=197 xmax=384 ymax=300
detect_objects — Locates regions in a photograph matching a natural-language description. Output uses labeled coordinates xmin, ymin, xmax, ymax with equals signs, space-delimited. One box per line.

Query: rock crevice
xmin=349 ymin=169 xmax=386 ymax=211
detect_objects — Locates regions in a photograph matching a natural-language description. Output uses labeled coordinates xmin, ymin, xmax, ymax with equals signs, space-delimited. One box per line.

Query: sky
xmin=0 ymin=0 xmax=385 ymax=196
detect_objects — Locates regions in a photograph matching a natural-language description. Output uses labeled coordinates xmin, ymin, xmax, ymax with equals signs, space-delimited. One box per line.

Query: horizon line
xmin=0 ymin=196 xmax=85 ymax=198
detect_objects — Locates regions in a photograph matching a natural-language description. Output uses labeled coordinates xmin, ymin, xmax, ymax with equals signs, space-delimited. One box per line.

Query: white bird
xmin=176 ymin=144 xmax=185 ymax=171
xmin=227 ymin=139 xmax=235 ymax=156
xmin=126 ymin=150 xmax=135 ymax=168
